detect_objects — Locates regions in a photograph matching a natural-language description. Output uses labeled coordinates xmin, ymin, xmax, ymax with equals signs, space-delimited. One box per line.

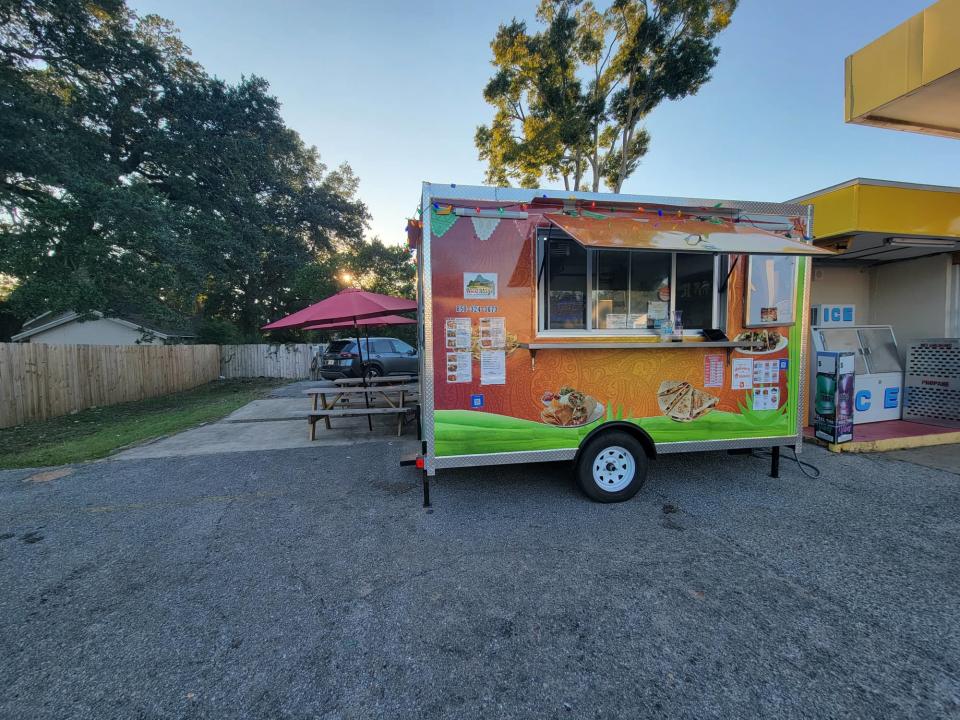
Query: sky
xmin=128 ymin=0 xmax=960 ymax=244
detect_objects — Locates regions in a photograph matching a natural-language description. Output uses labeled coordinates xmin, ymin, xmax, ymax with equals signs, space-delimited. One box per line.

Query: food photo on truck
xmin=404 ymin=183 xmax=835 ymax=504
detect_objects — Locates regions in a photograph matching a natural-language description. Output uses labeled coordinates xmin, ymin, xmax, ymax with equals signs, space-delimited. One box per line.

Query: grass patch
xmin=435 ymin=405 xmax=793 ymax=457
xmin=0 ymin=378 xmax=285 ymax=469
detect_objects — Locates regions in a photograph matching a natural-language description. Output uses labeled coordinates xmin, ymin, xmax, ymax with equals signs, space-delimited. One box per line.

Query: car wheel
xmin=574 ymin=431 xmax=649 ymax=503
xmin=365 ymin=364 xmax=383 ymax=380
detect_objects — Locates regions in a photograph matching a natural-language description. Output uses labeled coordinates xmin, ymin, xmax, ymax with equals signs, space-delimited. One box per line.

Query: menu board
xmin=445 ymin=352 xmax=472 ymax=383
xmin=703 ymin=354 xmax=724 ymax=388
xmin=752 ymin=359 xmax=780 ymax=385
xmin=732 ymin=358 xmax=753 ymax=390
xmin=752 ymin=386 xmax=781 ymax=411
xmin=478 ymin=317 xmax=505 ymax=350
xmin=480 ymin=350 xmax=506 ymax=385
xmin=445 ymin=318 xmax=472 ymax=350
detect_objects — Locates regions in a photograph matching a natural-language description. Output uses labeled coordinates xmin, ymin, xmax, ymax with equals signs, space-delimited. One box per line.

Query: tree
xmin=475 ymin=0 xmax=737 ymax=192
xmin=291 ymin=238 xmax=415 ymax=307
xmin=286 ymin=238 xmax=416 ymax=344
xmin=0 ymin=0 xmax=370 ymax=338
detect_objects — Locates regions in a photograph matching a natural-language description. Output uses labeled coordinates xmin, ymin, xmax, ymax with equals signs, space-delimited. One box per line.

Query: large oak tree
xmin=1 ymin=0 xmax=373 ymax=338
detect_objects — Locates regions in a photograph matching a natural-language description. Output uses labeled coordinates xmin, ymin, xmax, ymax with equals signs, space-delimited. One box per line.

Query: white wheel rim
xmin=592 ymin=446 xmax=635 ymax=492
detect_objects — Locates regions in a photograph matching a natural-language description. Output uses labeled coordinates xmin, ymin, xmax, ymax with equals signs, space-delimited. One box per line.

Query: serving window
xmin=539 ymin=230 xmax=722 ymax=335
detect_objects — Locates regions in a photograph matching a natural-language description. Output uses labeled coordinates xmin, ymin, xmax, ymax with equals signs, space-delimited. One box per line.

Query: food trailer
xmin=408 ymin=183 xmax=834 ymax=503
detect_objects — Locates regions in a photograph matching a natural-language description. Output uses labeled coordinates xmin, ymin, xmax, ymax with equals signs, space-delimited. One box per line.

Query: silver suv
xmin=319 ymin=337 xmax=418 ymax=380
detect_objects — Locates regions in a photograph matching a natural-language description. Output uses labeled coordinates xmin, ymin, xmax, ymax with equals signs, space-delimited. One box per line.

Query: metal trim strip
xmin=433 ymin=436 xmax=797 ymax=469
xmin=796 ymin=256 xmax=811 ymax=453
xmin=422 ymin=183 xmax=809 ymax=218
xmin=433 ymin=448 xmax=578 ymax=469
xmin=794 ymin=204 xmax=814 ymax=453
xmin=420 ymin=184 xmax=437 ymax=475
xmin=656 ymin=436 xmax=798 ymax=454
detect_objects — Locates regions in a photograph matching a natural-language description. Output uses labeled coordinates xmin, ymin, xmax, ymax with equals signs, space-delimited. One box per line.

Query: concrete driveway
xmin=1 ymin=443 xmax=958 ymax=719
xmin=112 ymin=380 xmax=419 ymax=460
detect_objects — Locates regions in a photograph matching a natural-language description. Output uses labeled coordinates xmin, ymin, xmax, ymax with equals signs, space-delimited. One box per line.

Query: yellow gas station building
xmin=793 ymin=0 xmax=960 ymax=447
xmin=843 ymin=0 xmax=960 ymax=139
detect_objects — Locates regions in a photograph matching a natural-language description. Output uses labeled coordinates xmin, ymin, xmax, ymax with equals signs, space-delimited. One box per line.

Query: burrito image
xmin=540 ymin=386 xmax=604 ymax=427
xmin=657 ymin=381 xmax=719 ymax=422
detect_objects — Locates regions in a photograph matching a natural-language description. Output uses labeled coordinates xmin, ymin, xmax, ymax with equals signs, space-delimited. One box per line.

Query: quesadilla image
xmin=690 ymin=388 xmax=720 ymax=420
xmin=657 ymin=381 xmax=719 ymax=422
xmin=540 ymin=386 xmax=604 ymax=427
xmin=656 ymin=381 xmax=692 ymax=415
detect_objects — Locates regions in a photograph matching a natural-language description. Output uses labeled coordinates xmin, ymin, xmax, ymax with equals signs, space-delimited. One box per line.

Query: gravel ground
xmin=1 ymin=443 xmax=958 ymax=719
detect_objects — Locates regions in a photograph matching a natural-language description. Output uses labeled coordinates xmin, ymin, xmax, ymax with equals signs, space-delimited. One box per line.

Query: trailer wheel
xmin=575 ymin=431 xmax=649 ymax=503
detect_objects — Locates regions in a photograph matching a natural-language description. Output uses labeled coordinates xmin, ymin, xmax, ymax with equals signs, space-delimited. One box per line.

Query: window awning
xmin=547 ymin=213 xmax=835 ymax=256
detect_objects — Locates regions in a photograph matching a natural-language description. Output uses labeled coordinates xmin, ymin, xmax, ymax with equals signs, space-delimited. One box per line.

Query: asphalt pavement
xmin=1 ymin=443 xmax=958 ymax=719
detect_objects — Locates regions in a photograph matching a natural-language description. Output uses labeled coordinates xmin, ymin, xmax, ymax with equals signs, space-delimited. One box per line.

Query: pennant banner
xmin=431 ymin=208 xmax=458 ymax=238
xmin=471 ymin=216 xmax=499 ymax=241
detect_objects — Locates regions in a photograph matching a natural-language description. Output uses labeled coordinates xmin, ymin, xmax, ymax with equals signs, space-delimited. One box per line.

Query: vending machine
xmin=810 ymin=323 xmax=903 ymax=424
xmin=814 ymin=351 xmax=855 ymax=444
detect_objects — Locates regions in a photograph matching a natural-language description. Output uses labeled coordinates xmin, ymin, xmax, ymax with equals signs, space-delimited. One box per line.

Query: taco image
xmin=734 ymin=329 xmax=785 ymax=354
xmin=540 ymin=386 xmax=603 ymax=427
xmin=657 ymin=381 xmax=719 ymax=422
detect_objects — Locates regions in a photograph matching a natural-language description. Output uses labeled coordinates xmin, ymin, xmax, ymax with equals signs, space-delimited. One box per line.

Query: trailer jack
xmin=399 ymin=453 xmax=431 ymax=509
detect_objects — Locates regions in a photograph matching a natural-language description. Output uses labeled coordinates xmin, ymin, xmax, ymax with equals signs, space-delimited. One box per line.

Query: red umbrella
xmin=263 ymin=288 xmax=418 ymax=432
xmin=301 ymin=314 xmax=415 ymax=331
xmin=261 ymin=288 xmax=416 ymax=331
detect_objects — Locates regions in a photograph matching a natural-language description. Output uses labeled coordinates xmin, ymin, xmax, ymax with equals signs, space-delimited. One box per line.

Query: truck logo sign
xmin=464 ymin=272 xmax=498 ymax=300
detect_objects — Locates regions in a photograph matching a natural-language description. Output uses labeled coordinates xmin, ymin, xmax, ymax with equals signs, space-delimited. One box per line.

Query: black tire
xmin=364 ymin=364 xmax=383 ymax=380
xmin=574 ymin=430 xmax=649 ymax=503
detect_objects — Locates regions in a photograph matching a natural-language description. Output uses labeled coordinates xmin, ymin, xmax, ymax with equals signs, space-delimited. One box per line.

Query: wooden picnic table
xmin=333 ymin=375 xmax=416 ymax=386
xmin=304 ymin=384 xmax=419 ymax=439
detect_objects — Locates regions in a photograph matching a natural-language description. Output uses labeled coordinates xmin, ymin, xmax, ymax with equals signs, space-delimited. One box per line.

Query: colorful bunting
xmin=471 ymin=216 xmax=499 ymax=241
xmin=581 ymin=210 xmax=608 ymax=220
xmin=431 ymin=207 xmax=457 ymax=237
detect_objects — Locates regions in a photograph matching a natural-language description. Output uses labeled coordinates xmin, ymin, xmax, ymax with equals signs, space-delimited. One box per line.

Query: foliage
xmin=475 ymin=0 xmax=737 ymax=192
xmin=195 ymin=317 xmax=242 ymax=345
xmin=0 ymin=274 xmax=16 ymax=301
xmin=0 ymin=378 xmax=283 ymax=468
xmin=283 ymin=238 xmax=417 ymax=344
xmin=0 ymin=0 xmax=371 ymax=337
xmin=0 ymin=301 xmax=23 ymax=341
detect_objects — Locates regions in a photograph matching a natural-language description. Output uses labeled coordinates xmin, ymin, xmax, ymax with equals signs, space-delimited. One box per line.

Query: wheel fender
xmin=574 ymin=422 xmax=656 ymax=467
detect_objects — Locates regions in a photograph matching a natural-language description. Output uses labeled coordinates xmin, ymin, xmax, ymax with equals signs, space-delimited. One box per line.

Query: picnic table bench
xmin=304 ymin=384 xmax=419 ymax=439
xmin=333 ymin=375 xmax=415 ymax=386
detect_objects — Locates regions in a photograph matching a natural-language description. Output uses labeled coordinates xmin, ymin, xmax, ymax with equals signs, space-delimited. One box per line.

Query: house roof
xmin=12 ymin=311 xmax=197 ymax=342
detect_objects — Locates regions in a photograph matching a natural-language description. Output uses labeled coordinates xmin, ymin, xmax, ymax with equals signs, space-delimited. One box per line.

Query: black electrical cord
xmin=752 ymin=446 xmax=821 ymax=479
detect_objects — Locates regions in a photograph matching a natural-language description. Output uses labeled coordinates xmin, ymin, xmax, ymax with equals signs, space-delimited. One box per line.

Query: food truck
xmin=407 ymin=183 xmax=834 ymax=503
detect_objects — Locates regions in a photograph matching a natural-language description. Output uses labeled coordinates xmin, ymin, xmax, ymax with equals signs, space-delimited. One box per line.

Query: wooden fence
xmin=219 ymin=344 xmax=315 ymax=380
xmin=0 ymin=342 xmax=221 ymax=429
